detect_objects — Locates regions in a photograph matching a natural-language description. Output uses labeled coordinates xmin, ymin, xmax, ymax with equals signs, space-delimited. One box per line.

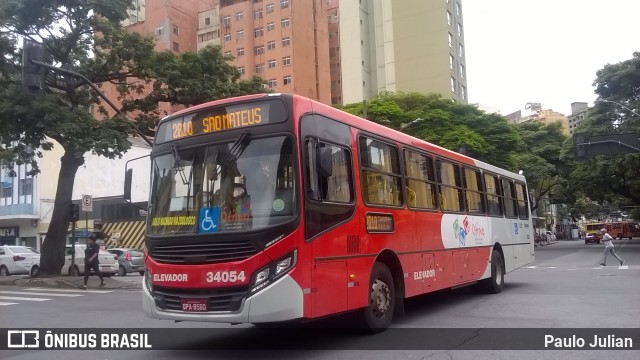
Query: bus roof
xmin=158 ymin=93 xmax=526 ymax=183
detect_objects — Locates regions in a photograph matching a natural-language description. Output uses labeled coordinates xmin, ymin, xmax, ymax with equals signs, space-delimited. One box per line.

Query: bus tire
xmin=360 ymin=262 xmax=395 ymax=333
xmin=477 ymin=251 xmax=504 ymax=294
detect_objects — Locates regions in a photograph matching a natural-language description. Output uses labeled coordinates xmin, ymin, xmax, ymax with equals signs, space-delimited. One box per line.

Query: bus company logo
xmin=7 ymin=330 xmax=39 ymax=348
xmin=453 ymin=217 xmax=469 ymax=246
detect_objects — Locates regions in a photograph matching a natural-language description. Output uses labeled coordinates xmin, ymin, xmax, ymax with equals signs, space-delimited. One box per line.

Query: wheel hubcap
xmin=370 ymin=278 xmax=391 ymax=318
xmin=496 ymin=261 xmax=503 ymax=285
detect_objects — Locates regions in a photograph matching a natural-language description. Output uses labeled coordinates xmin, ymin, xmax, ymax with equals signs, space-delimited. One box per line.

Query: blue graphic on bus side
xmin=514 ymin=223 xmax=519 ymax=235
xmin=199 ymin=207 xmax=220 ymax=233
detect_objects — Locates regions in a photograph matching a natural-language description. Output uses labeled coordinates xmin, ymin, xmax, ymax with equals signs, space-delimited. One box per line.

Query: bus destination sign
xmin=156 ymin=100 xmax=285 ymax=143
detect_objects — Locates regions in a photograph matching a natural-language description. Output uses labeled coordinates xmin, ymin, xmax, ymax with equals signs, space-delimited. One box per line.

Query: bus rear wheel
xmin=477 ymin=251 xmax=504 ymax=294
xmin=360 ymin=262 xmax=395 ymax=333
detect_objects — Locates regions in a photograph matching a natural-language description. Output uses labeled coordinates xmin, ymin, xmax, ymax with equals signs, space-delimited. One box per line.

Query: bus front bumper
xmin=142 ymin=274 xmax=304 ymax=323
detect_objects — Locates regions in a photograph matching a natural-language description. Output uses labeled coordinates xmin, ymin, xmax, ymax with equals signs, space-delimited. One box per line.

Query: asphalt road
xmin=1 ymin=239 xmax=639 ymax=359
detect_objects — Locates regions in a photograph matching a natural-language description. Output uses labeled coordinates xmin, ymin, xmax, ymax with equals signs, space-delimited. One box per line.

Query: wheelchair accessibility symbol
xmin=199 ymin=207 xmax=220 ymax=233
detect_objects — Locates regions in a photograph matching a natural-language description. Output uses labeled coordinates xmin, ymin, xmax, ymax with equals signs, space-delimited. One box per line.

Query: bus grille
xmin=149 ymin=241 xmax=258 ymax=264
xmin=153 ymin=285 xmax=250 ymax=312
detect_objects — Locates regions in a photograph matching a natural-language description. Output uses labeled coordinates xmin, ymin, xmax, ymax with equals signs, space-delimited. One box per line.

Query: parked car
xmin=107 ymin=248 xmax=146 ymax=276
xmin=61 ymin=244 xmax=118 ymax=276
xmin=0 ymin=245 xmax=40 ymax=277
xmin=585 ymin=233 xmax=601 ymax=244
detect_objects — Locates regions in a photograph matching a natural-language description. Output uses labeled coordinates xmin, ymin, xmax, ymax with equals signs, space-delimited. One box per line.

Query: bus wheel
xmin=360 ymin=262 xmax=395 ymax=332
xmin=477 ymin=251 xmax=504 ymax=294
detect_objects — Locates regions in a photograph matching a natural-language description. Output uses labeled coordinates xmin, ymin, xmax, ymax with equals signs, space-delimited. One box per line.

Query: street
xmin=1 ymin=239 xmax=639 ymax=359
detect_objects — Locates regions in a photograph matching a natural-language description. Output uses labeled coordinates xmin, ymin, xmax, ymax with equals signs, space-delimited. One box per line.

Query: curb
xmin=0 ymin=277 xmax=142 ymax=290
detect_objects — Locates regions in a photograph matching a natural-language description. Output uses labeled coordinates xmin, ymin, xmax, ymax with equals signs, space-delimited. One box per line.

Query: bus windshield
xmin=147 ymin=135 xmax=296 ymax=235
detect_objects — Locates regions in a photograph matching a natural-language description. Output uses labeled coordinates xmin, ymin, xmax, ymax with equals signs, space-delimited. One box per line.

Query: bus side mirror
xmin=318 ymin=147 xmax=333 ymax=178
xmin=124 ymin=168 xmax=133 ymax=201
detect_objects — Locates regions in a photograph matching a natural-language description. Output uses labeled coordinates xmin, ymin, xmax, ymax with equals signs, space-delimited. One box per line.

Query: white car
xmin=0 ymin=245 xmax=40 ymax=277
xmin=62 ymin=244 xmax=118 ymax=276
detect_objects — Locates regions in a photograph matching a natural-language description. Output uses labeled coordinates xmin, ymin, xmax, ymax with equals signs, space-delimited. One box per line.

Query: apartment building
xmin=568 ymin=102 xmax=590 ymax=135
xmin=336 ymin=0 xmax=468 ymax=105
xmin=196 ymin=0 xmax=331 ymax=103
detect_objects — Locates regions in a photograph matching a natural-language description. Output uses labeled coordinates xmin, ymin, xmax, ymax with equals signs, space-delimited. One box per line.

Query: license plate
xmin=101 ymin=266 xmax=111 ymax=270
xmin=180 ymin=298 xmax=208 ymax=312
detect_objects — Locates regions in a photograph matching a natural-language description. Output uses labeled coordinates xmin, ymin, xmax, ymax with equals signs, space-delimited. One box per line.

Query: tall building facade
xmin=568 ymin=102 xmax=590 ymax=135
xmin=196 ymin=0 xmax=331 ymax=103
xmin=335 ymin=0 xmax=467 ymax=105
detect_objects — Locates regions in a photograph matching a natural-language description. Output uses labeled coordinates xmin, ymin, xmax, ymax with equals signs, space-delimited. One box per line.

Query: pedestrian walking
xmin=599 ymin=228 xmax=625 ymax=267
xmin=80 ymin=234 xmax=105 ymax=289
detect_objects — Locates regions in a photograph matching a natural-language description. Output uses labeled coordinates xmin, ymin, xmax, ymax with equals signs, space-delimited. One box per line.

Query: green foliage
xmin=341 ymin=92 xmax=521 ymax=170
xmin=563 ymin=52 xmax=640 ymax=207
xmin=512 ymin=121 xmax=569 ymax=210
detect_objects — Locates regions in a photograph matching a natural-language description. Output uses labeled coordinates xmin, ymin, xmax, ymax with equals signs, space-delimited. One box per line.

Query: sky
xmin=463 ymin=0 xmax=640 ymax=116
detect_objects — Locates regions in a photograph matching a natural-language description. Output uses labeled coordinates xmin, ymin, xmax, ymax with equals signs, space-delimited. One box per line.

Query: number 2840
xmin=206 ymin=271 xmax=246 ymax=283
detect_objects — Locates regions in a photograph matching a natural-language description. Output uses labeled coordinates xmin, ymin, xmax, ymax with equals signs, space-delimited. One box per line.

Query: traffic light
xmin=70 ymin=204 xmax=80 ymax=222
xmin=21 ymin=38 xmax=47 ymax=97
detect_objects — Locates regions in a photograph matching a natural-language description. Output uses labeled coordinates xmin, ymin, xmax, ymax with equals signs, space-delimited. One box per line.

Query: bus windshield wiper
xmin=171 ymin=143 xmax=189 ymax=185
xmin=210 ymin=132 xmax=252 ymax=181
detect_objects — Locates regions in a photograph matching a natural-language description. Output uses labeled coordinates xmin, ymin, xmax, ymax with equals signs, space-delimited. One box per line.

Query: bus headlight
xmin=251 ymin=250 xmax=297 ymax=293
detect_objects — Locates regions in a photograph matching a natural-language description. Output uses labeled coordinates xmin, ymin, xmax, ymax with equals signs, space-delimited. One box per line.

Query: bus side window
xmin=436 ymin=159 xmax=463 ymax=212
xmin=515 ymin=182 xmax=529 ymax=219
xmin=403 ymin=150 xmax=437 ymax=210
xmin=501 ymin=178 xmax=518 ymax=218
xmin=484 ymin=173 xmax=503 ymax=216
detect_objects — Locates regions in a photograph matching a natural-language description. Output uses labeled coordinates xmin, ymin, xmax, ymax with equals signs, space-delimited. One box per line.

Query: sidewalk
xmin=0 ymin=275 xmax=141 ymax=290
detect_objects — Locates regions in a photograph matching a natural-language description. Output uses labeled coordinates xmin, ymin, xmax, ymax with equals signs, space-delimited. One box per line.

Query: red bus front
xmin=142 ymin=94 xmax=307 ymax=323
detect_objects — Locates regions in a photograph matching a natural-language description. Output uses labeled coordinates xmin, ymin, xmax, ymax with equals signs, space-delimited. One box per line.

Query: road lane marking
xmin=0 ymin=291 xmax=83 ymax=297
xmin=0 ymin=302 xmax=18 ymax=305
xmin=619 ymin=265 xmax=629 ymax=269
xmin=23 ymin=287 xmax=113 ymax=294
xmin=0 ymin=296 xmax=51 ymax=301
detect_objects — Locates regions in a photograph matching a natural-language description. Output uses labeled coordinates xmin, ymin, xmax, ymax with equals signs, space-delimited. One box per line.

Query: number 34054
xmin=206 ymin=271 xmax=246 ymax=283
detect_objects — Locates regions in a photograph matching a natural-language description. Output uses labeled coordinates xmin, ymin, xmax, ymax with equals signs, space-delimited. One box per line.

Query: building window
xmin=449 ymin=54 xmax=454 ymax=70
xmin=155 ymin=25 xmax=164 ymax=35
xmin=267 ymin=22 xmax=275 ymax=31
xmin=255 ymin=64 xmax=264 ymax=74
xmin=451 ymin=77 xmax=456 ymax=93
xmin=254 ymin=28 xmax=264 ymax=37
xmin=457 ymin=23 xmax=462 ymax=37
xmin=268 ymin=59 xmax=276 ymax=68
xmin=224 ymin=51 xmax=232 ymax=57
xmin=238 ymin=66 xmax=245 ymax=75
xmin=236 ymin=12 xmax=244 ymax=21
xmin=268 ymin=78 xmax=277 ymax=88
xmin=237 ymin=48 xmax=245 ymax=57
xmin=459 ymin=43 xmax=464 ymax=57
xmin=281 ymin=37 xmax=290 ymax=46
xmin=266 ymin=3 xmax=274 ymax=13
xmin=205 ymin=17 xmax=211 ymax=26
xmin=282 ymin=56 xmax=291 ymax=65
xmin=267 ymin=40 xmax=276 ymax=50
xmin=224 ymin=33 xmax=231 ymax=42
xmin=283 ymin=75 xmax=292 ymax=85
xmin=456 ymin=2 xmax=461 ymax=16
xmin=281 ymin=18 xmax=290 ymax=28
xmin=237 ymin=30 xmax=244 ymax=39
xmin=223 ymin=15 xmax=231 ymax=27
xmin=172 ymin=42 xmax=179 ymax=52
xmin=254 ymin=46 xmax=265 ymax=55
xmin=459 ymin=64 xmax=465 ymax=78
xmin=254 ymin=9 xmax=263 ymax=19
xmin=19 ymin=178 xmax=32 ymax=196
xmin=281 ymin=0 xmax=289 ymax=9
xmin=448 ymin=33 xmax=453 ymax=48
xmin=447 ymin=11 xmax=451 ymax=26
xmin=461 ymin=85 xmax=466 ymax=100
xmin=173 ymin=25 xmax=179 ymax=35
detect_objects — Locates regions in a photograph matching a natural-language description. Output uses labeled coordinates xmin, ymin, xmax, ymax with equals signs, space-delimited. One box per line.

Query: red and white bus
xmin=131 ymin=93 xmax=534 ymax=330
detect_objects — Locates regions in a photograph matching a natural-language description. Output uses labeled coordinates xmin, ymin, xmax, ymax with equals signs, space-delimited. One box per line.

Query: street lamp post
xmin=399 ymin=118 xmax=425 ymax=131
xmin=599 ymin=99 xmax=640 ymax=118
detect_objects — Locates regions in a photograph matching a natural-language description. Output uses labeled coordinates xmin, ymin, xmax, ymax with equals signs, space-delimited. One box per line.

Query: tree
xmin=512 ymin=120 xmax=568 ymax=211
xmin=0 ymin=0 xmax=266 ymax=276
xmin=340 ymin=92 xmax=522 ymax=170
xmin=563 ymin=52 xmax=640 ymax=207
